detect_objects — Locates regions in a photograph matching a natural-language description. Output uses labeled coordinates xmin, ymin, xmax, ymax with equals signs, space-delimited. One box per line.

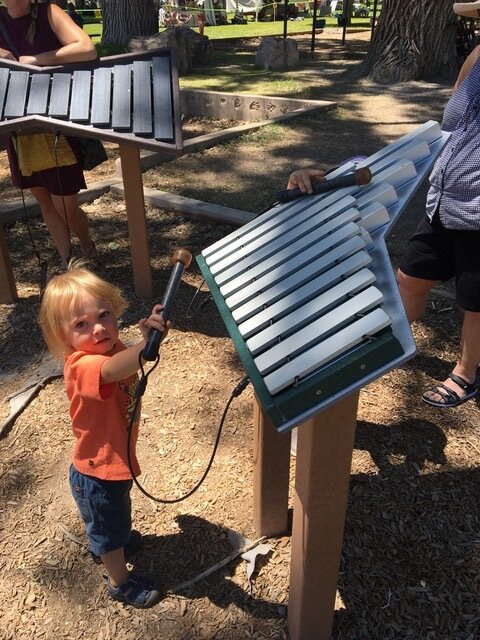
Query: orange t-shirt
xmin=64 ymin=341 xmax=141 ymax=480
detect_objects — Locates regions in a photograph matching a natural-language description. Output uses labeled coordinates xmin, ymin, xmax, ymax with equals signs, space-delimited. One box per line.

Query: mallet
xmin=142 ymin=248 xmax=192 ymax=361
xmin=276 ymin=167 xmax=373 ymax=203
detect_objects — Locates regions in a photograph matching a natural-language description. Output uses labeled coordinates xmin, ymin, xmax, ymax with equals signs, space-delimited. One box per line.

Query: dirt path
xmin=1 ymin=30 xmax=479 ymax=640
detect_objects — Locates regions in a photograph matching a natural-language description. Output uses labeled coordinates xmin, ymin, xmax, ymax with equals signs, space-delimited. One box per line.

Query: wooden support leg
xmin=252 ymin=394 xmax=291 ymax=537
xmin=287 ymin=392 xmax=359 ymax=640
xmin=0 ymin=225 xmax=18 ymax=303
xmin=118 ymin=145 xmax=153 ymax=298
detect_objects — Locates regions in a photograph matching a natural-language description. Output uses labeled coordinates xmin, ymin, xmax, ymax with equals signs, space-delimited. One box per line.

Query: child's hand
xmin=138 ymin=304 xmax=170 ymax=342
xmin=287 ymin=168 xmax=325 ymax=193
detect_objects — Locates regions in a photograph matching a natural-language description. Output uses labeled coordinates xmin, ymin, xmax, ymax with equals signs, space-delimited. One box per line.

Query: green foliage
xmin=95 ymin=42 xmax=128 ymax=57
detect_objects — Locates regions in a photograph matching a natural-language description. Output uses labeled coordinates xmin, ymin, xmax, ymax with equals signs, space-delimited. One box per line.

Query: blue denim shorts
xmin=69 ymin=464 xmax=133 ymax=557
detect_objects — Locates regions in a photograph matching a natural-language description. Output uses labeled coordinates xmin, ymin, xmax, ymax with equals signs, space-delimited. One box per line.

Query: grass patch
xmin=83 ymin=23 xmax=103 ymax=44
xmin=83 ymin=15 xmax=373 ymax=47
xmin=180 ymin=65 xmax=305 ymax=96
xmin=218 ymin=122 xmax=286 ymax=149
xmin=179 ymin=45 xmax=313 ymax=96
xmin=95 ymin=42 xmax=128 ymax=57
xmin=202 ymin=15 xmax=372 ymax=39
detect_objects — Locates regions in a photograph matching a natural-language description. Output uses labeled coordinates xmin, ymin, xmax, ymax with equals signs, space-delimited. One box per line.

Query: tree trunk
xmin=101 ymin=0 xmax=157 ymax=46
xmin=351 ymin=0 xmax=458 ymax=83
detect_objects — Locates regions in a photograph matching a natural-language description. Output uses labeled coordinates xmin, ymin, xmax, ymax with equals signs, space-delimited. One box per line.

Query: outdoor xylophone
xmin=197 ymin=121 xmax=451 ymax=433
xmin=0 ymin=48 xmax=182 ymax=153
xmin=0 ymin=47 xmax=185 ymax=304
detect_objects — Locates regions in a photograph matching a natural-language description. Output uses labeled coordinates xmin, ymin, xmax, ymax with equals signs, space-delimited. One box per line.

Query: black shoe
xmin=91 ymin=529 xmax=143 ymax=565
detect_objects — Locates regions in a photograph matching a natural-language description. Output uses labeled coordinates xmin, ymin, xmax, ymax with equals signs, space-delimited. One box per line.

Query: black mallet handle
xmin=142 ymin=248 xmax=192 ymax=362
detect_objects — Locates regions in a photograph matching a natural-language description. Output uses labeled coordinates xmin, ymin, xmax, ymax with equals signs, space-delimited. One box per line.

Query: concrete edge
xmin=0 ymin=178 xmax=114 ymax=224
xmin=1 ymin=175 xmax=255 ymax=228
xmin=111 ymin=183 xmax=256 ymax=226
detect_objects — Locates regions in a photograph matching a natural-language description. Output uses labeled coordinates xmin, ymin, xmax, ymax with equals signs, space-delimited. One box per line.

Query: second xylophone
xmin=197 ymin=120 xmax=451 ymax=432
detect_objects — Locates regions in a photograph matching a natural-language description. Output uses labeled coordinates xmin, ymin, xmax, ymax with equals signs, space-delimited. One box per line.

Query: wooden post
xmin=287 ymin=392 xmax=359 ymax=640
xmin=0 ymin=225 xmax=18 ymax=303
xmin=252 ymin=394 xmax=291 ymax=537
xmin=118 ymin=145 xmax=153 ymax=298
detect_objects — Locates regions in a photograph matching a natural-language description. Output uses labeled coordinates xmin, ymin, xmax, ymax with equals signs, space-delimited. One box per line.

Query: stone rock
xmin=255 ymin=36 xmax=299 ymax=71
xmin=128 ymin=27 xmax=212 ymax=76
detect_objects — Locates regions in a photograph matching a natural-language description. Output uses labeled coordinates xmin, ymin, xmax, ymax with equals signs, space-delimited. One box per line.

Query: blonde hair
xmin=39 ymin=260 xmax=127 ymax=361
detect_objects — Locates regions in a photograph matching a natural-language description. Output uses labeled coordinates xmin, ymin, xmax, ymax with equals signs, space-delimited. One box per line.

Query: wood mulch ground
xmin=1 ymin=30 xmax=480 ymax=640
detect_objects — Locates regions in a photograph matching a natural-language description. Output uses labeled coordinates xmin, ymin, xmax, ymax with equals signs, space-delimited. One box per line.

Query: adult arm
xmin=454 ymin=44 xmax=480 ymax=93
xmin=19 ymin=3 xmax=96 ymax=66
xmin=0 ymin=47 xmax=15 ymax=60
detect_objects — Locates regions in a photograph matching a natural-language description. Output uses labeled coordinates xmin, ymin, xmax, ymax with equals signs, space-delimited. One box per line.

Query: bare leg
xmin=396 ymin=268 xmax=437 ymax=323
xmin=398 ymin=269 xmax=479 ymax=403
xmin=423 ymin=310 xmax=480 ymax=403
xmin=101 ymin=546 xmax=161 ymax=607
xmin=101 ymin=547 xmax=129 ymax=588
xmin=31 ymin=186 xmax=71 ymax=268
xmin=30 ymin=187 xmax=95 ymax=268
xmin=51 ymin=194 xmax=96 ymax=257
xmin=455 ymin=311 xmax=480 ymax=382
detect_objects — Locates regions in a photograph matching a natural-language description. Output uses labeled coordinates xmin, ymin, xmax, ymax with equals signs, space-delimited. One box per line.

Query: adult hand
xmin=0 ymin=47 xmax=16 ymax=60
xmin=18 ymin=54 xmax=38 ymax=65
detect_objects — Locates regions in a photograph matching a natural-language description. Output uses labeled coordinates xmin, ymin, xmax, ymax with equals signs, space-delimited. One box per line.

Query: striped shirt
xmin=426 ymin=56 xmax=480 ymax=230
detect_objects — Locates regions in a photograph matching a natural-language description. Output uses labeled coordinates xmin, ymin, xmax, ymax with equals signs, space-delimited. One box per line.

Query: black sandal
xmin=422 ymin=372 xmax=478 ymax=408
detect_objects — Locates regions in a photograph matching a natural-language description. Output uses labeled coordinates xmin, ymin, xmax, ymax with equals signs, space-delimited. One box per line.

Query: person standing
xmin=395 ymin=2 xmax=480 ymax=408
xmin=286 ymin=3 xmax=480 ymax=409
xmin=0 ymin=0 xmax=98 ymax=273
xmin=39 ymin=262 xmax=167 ymax=607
